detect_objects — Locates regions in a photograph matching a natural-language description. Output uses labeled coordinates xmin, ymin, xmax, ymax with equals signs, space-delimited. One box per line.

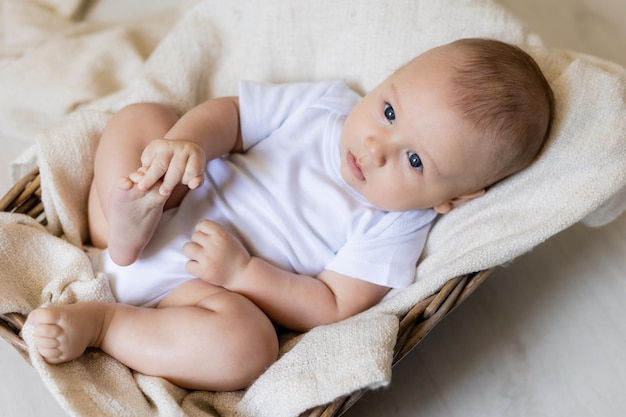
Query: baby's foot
xmin=107 ymin=175 xmax=168 ymax=266
xmin=27 ymin=303 xmax=108 ymax=364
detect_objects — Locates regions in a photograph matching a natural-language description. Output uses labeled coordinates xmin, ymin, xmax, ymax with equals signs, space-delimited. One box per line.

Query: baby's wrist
xmin=227 ymin=255 xmax=255 ymax=292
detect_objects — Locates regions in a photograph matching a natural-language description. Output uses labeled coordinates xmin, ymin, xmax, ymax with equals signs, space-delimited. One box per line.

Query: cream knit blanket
xmin=1 ymin=1 xmax=625 ymax=416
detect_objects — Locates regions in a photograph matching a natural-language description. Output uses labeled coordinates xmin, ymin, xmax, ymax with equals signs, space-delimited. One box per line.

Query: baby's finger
xmin=184 ymin=259 xmax=202 ymax=279
xmin=159 ymin=154 xmax=187 ymax=196
xmin=182 ymin=152 xmax=205 ymax=189
xmin=140 ymin=145 xmax=156 ymax=168
xmin=186 ymin=176 xmax=204 ymax=190
xmin=128 ymin=170 xmax=145 ymax=184
xmin=188 ymin=229 xmax=209 ymax=247
xmin=138 ymin=162 xmax=168 ymax=191
xmin=182 ymin=240 xmax=202 ymax=259
xmin=194 ymin=219 xmax=220 ymax=234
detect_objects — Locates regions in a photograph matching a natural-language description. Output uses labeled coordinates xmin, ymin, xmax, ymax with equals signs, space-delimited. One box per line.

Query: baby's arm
xmin=136 ymin=97 xmax=242 ymax=196
xmin=184 ymin=220 xmax=390 ymax=331
xmin=235 ymin=263 xmax=390 ymax=331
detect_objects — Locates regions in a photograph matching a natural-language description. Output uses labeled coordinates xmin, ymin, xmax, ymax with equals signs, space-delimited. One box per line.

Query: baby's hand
xmin=183 ymin=220 xmax=251 ymax=287
xmin=137 ymin=138 xmax=206 ymax=196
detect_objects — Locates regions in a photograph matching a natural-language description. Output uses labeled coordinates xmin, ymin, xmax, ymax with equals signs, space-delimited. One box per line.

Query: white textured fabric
xmin=1 ymin=0 xmax=625 ymax=416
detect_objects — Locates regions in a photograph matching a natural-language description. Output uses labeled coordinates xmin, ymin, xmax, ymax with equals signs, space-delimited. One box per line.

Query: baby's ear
xmin=433 ymin=189 xmax=486 ymax=214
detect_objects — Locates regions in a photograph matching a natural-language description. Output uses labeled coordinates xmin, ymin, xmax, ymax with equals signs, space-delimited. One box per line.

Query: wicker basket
xmin=0 ymin=167 xmax=491 ymax=417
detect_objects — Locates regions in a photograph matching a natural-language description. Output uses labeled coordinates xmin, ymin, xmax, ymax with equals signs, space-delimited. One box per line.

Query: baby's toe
xmin=28 ymin=307 xmax=62 ymax=326
xmin=33 ymin=330 xmax=62 ymax=349
xmin=36 ymin=346 xmax=64 ymax=363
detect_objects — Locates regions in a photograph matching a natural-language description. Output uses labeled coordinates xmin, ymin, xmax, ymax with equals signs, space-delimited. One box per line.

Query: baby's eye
xmin=408 ymin=151 xmax=423 ymax=171
xmin=384 ymin=103 xmax=395 ymax=122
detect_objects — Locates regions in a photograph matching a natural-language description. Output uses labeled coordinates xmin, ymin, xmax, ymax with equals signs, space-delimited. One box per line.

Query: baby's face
xmin=340 ymin=45 xmax=488 ymax=213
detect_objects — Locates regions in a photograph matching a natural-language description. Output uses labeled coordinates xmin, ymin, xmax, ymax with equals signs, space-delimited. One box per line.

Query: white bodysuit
xmin=104 ymin=80 xmax=437 ymax=307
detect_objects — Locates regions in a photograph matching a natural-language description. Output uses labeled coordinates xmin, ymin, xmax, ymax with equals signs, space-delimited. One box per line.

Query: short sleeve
xmin=325 ymin=210 xmax=437 ymax=288
xmin=238 ymin=80 xmax=349 ymax=150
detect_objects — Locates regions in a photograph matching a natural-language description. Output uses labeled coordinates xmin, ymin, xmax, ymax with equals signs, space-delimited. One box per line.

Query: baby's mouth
xmin=347 ymin=151 xmax=365 ymax=181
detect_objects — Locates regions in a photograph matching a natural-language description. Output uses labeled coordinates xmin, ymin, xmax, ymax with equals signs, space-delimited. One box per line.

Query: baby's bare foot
xmin=107 ymin=175 xmax=168 ymax=266
xmin=27 ymin=303 xmax=109 ymax=364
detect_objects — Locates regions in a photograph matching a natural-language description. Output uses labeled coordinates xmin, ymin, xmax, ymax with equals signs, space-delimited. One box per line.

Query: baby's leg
xmin=88 ymin=103 xmax=189 ymax=266
xmin=28 ymin=280 xmax=278 ymax=391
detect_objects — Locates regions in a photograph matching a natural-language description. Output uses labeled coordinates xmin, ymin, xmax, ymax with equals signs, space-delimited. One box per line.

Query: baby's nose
xmin=364 ymin=136 xmax=386 ymax=167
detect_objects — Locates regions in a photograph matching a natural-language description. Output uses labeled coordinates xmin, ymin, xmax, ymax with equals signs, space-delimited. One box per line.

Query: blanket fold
xmin=1 ymin=0 xmax=625 ymax=416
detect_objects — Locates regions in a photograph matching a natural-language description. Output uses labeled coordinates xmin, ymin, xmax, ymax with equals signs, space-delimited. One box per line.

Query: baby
xmin=27 ymin=38 xmax=554 ymax=391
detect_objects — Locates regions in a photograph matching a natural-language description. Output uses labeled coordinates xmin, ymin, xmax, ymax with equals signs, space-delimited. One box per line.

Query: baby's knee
xmin=115 ymin=102 xmax=178 ymax=124
xmin=201 ymin=292 xmax=279 ymax=387
xmin=227 ymin=325 xmax=278 ymax=389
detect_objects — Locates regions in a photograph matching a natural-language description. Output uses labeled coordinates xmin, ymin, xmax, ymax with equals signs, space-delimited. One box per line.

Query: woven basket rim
xmin=0 ymin=167 xmax=491 ymax=417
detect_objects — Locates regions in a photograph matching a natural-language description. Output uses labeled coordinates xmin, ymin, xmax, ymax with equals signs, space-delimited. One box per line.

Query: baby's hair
xmin=449 ymin=38 xmax=555 ymax=185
